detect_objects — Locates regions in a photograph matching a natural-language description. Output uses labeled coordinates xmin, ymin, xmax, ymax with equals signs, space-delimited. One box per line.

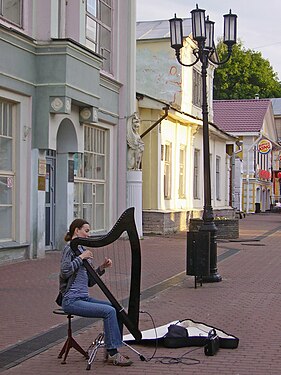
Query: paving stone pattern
xmin=1 ymin=213 xmax=281 ymax=374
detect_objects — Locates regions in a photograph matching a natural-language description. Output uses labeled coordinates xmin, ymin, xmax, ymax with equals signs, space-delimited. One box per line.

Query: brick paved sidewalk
xmin=1 ymin=212 xmax=281 ymax=374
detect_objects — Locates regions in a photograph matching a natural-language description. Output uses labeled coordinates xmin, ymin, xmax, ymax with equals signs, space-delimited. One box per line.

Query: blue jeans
xmin=62 ymin=297 xmax=123 ymax=350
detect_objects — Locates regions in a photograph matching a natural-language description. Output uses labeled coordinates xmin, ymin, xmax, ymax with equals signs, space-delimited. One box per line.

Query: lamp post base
xmin=200 ymin=219 xmax=222 ymax=283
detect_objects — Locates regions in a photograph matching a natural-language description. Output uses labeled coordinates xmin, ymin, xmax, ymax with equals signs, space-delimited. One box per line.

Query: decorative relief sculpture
xmin=50 ymin=97 xmax=63 ymax=111
xmin=127 ymin=112 xmax=145 ymax=170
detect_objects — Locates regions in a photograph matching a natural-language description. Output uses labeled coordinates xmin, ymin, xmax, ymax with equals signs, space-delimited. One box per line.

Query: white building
xmin=136 ymin=20 xmax=236 ymax=234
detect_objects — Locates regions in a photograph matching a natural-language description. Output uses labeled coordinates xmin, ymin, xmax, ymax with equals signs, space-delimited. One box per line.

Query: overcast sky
xmin=137 ymin=0 xmax=281 ymax=80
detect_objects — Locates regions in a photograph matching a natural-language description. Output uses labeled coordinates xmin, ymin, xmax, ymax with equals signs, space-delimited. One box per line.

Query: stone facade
xmin=143 ymin=208 xmax=238 ymax=237
xmin=189 ymin=218 xmax=239 ymax=239
xmin=142 ymin=210 xmax=188 ymax=235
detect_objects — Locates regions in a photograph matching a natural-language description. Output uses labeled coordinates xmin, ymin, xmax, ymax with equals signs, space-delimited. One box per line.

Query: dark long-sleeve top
xmin=60 ymin=243 xmax=104 ymax=300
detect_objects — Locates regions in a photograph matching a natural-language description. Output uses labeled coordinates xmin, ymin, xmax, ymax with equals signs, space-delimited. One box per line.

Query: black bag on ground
xmin=204 ymin=329 xmax=220 ymax=356
xmin=163 ymin=324 xmax=189 ymax=348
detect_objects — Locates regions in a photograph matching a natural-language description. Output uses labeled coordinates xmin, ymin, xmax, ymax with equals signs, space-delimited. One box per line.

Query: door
xmin=45 ymin=151 xmax=56 ymax=249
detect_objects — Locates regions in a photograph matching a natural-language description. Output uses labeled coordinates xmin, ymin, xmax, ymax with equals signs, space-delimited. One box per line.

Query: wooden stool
xmin=53 ymin=308 xmax=89 ymax=364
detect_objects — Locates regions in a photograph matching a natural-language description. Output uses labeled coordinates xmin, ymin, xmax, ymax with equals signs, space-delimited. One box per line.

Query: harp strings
xmin=90 ymin=234 xmax=131 ymax=309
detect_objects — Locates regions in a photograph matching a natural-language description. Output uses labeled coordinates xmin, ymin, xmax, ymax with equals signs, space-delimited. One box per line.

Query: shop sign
xmin=257 ymin=139 xmax=272 ymax=154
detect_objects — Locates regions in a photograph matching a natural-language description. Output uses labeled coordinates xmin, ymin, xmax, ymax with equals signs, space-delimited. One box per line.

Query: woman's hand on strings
xmin=100 ymin=257 xmax=112 ymax=271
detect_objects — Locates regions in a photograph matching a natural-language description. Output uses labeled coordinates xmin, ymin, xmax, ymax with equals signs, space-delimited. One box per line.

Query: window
xmin=216 ymin=156 xmax=221 ymax=200
xmin=74 ymin=126 xmax=107 ymax=231
xmin=0 ymin=0 xmax=22 ymax=26
xmin=178 ymin=145 xmax=186 ymax=198
xmin=0 ymin=101 xmax=14 ymax=241
xmin=86 ymin=0 xmax=112 ymax=72
xmin=163 ymin=143 xmax=172 ymax=199
xmin=193 ymin=149 xmax=200 ymax=199
xmin=192 ymin=69 xmax=202 ymax=108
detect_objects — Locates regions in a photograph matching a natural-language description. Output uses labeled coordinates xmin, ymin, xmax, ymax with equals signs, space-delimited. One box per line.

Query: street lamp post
xmin=169 ymin=5 xmax=237 ymax=282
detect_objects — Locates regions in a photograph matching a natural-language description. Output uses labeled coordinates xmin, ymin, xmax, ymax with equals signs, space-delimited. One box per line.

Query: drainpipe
xmin=140 ymin=106 xmax=169 ymax=138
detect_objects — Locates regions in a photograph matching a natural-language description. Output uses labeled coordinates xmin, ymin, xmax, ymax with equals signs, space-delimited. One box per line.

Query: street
xmin=1 ymin=213 xmax=281 ymax=374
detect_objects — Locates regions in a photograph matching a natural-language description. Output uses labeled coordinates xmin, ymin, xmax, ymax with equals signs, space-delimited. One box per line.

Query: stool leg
xmin=72 ymin=339 xmax=89 ymax=358
xmin=59 ymin=315 xmax=88 ymax=364
xmin=61 ymin=340 xmax=72 ymax=364
xmin=59 ymin=315 xmax=72 ymax=364
xmin=58 ymin=339 xmax=68 ymax=359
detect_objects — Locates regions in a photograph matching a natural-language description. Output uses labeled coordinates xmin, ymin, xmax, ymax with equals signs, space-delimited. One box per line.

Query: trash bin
xmin=255 ymin=203 xmax=261 ymax=213
xmin=186 ymin=231 xmax=210 ymax=277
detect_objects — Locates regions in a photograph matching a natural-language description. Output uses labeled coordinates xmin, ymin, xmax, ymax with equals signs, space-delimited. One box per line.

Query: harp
xmin=70 ymin=207 xmax=142 ymax=342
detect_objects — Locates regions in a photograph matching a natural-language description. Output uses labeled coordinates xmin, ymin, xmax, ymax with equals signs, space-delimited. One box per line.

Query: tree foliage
xmin=213 ymin=40 xmax=281 ymax=100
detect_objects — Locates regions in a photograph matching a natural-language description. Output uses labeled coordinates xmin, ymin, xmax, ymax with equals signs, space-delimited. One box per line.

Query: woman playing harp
xmin=59 ymin=218 xmax=133 ymax=367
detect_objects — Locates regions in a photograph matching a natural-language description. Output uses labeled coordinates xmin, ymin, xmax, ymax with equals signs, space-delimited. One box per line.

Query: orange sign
xmin=258 ymin=139 xmax=272 ymax=154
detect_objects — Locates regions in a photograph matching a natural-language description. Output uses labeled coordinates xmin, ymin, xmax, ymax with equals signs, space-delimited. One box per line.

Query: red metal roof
xmin=213 ymin=99 xmax=271 ymax=133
